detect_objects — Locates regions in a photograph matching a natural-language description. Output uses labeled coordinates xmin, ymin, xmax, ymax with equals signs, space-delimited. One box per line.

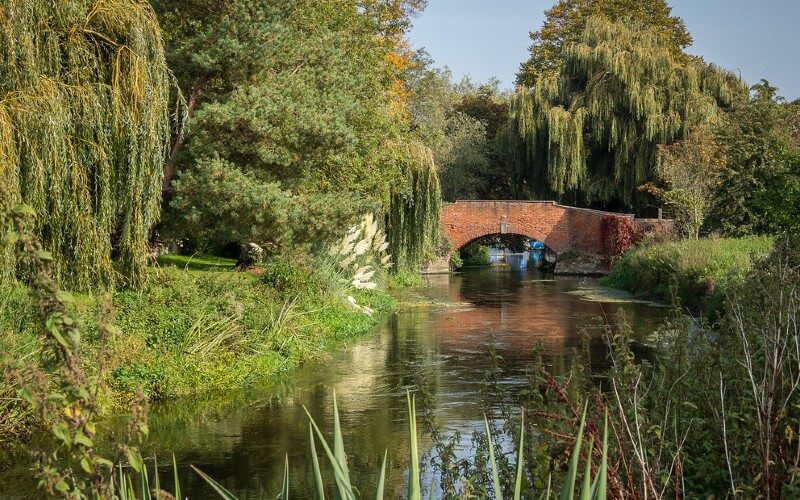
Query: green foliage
xmin=650 ymin=127 xmax=726 ymax=238
xmin=153 ymin=0 xmax=280 ymax=94
xmin=406 ymin=55 xmax=516 ymax=201
xmin=160 ymin=0 xmax=407 ymax=255
xmin=0 ymin=0 xmax=173 ymax=289
xmin=536 ymin=237 xmax=800 ymax=496
xmin=387 ymin=270 xmax=425 ymax=290
xmin=460 ymin=243 xmax=491 ymax=267
xmin=1 ymin=259 xmax=395 ymax=415
xmin=436 ymin=113 xmax=492 ymax=201
xmin=517 ymin=0 xmax=693 ymax=85
xmin=168 ymin=157 xmax=293 ymax=254
xmin=387 ymin=144 xmax=443 ymax=271
xmin=508 ymin=16 xmax=745 ymax=209
xmin=602 ymin=235 xmax=773 ymax=316
xmin=756 ymin=151 xmax=800 ymax=234
xmin=260 ymin=260 xmax=315 ymax=296
xmin=0 ymin=201 xmax=152 ymax=497
xmin=706 ymin=81 xmax=800 ymax=235
xmin=168 ymin=157 xmax=364 ymax=255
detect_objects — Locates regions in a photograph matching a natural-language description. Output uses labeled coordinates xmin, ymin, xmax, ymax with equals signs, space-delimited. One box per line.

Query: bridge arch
xmin=455 ymin=232 xmax=554 ymax=253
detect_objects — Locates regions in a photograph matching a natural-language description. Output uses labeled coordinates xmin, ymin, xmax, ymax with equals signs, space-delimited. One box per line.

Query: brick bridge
xmin=438 ymin=201 xmax=669 ymax=265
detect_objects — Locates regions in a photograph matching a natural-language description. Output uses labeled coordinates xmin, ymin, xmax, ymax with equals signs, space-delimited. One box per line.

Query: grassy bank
xmin=0 ymin=255 xmax=396 ymax=436
xmin=602 ymin=235 xmax=773 ymax=317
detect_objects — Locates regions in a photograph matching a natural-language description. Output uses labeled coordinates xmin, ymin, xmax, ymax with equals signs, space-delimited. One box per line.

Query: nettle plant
xmin=327 ymin=214 xmax=392 ymax=315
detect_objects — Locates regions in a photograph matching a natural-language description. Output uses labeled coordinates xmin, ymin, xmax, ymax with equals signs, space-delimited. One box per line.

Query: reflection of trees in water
xmin=457 ymin=268 xmax=525 ymax=307
xmin=137 ymin=271 xmax=668 ymax=497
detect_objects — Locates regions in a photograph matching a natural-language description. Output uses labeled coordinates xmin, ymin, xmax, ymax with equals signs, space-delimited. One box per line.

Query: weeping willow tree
xmin=0 ymin=0 xmax=172 ymax=289
xmin=387 ymin=142 xmax=442 ymax=271
xmin=508 ymin=16 xmax=746 ymax=209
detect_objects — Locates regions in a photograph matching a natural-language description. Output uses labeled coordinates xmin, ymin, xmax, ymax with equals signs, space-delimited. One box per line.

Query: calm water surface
xmin=1 ymin=262 xmax=668 ymax=498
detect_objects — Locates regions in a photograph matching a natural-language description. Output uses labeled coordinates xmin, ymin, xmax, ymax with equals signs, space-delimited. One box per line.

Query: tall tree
xmin=706 ymin=81 xmax=800 ymax=235
xmin=508 ymin=16 xmax=745 ymax=211
xmin=152 ymin=0 xmax=281 ymax=193
xmin=1 ymin=0 xmax=172 ymax=289
xmin=159 ymin=0 xmax=427 ymax=257
xmin=405 ymin=56 xmax=515 ymax=201
xmin=387 ymin=143 xmax=442 ymax=270
xmin=647 ymin=127 xmax=726 ymax=238
xmin=517 ymin=0 xmax=692 ymax=86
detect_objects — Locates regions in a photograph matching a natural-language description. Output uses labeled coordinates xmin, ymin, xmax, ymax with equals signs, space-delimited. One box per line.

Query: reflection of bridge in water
xmin=427 ymin=269 xmax=662 ymax=359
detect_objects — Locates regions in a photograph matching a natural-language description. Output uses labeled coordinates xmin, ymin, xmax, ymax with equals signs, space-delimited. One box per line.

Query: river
xmin=0 ymin=261 xmax=668 ymax=498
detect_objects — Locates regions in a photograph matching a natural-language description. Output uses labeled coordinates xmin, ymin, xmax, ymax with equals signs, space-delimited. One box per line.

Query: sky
xmin=409 ymin=0 xmax=800 ymax=101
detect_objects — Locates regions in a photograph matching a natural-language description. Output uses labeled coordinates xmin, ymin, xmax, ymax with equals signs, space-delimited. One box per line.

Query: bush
xmin=602 ymin=235 xmax=774 ymax=318
xmin=168 ymin=157 xmax=294 ymax=254
xmin=260 ymin=259 xmax=316 ymax=296
xmin=460 ymin=242 xmax=491 ymax=267
xmin=601 ymin=215 xmax=636 ymax=257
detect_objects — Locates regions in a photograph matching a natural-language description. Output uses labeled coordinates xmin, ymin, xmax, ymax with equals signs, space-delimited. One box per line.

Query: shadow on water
xmin=0 ymin=259 xmax=669 ymax=498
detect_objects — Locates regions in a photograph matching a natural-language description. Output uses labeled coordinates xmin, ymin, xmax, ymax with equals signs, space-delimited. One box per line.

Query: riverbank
xmin=0 ymin=255 xmax=399 ymax=444
xmin=601 ymin=235 xmax=774 ymax=318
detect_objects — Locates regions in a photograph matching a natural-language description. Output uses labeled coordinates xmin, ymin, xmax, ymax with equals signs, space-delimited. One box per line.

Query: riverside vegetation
xmin=1 ymin=0 xmax=800 ymax=497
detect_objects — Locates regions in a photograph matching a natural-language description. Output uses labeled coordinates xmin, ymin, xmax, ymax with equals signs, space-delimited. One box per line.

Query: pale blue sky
xmin=409 ymin=0 xmax=800 ymax=100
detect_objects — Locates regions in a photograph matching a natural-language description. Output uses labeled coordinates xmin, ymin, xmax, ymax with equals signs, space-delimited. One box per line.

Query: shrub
xmin=602 ymin=235 xmax=774 ymax=317
xmin=260 ymin=259 xmax=315 ymax=296
xmin=460 ymin=242 xmax=491 ymax=267
xmin=600 ymin=215 xmax=636 ymax=257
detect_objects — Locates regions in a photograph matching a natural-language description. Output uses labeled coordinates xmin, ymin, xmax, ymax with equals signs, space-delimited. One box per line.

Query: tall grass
xmin=183 ymin=391 xmax=607 ymax=499
xmin=602 ymin=235 xmax=773 ymax=317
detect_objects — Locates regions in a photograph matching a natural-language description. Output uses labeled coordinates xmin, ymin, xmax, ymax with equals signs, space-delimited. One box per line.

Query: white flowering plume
xmin=327 ymin=213 xmax=392 ymax=315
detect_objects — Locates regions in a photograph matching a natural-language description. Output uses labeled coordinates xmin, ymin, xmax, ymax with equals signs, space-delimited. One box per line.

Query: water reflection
xmin=0 ymin=263 xmax=669 ymax=498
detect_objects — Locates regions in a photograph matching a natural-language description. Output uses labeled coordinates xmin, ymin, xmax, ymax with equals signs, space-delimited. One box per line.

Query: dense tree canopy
xmin=648 ymin=127 xmax=726 ymax=238
xmin=508 ymin=16 xmax=745 ymax=211
xmin=517 ymin=0 xmax=692 ymax=86
xmin=0 ymin=0 xmax=172 ymax=289
xmin=159 ymin=0 xmax=422 ymax=256
xmin=405 ymin=54 xmax=515 ymax=201
xmin=706 ymin=81 xmax=800 ymax=235
xmin=387 ymin=143 xmax=442 ymax=269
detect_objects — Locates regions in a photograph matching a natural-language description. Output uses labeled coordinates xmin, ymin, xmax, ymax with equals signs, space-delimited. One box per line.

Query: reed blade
xmin=407 ymin=391 xmax=421 ymax=500
xmin=579 ymin=437 xmax=594 ymax=498
xmin=278 ymin=454 xmax=290 ymax=499
xmin=172 ymin=454 xmax=182 ymax=500
xmin=484 ymin=415 xmax=504 ymax=499
xmin=559 ymin=402 xmax=588 ymax=500
xmin=191 ymin=465 xmax=240 ymax=499
xmin=514 ymin=411 xmax=525 ymax=500
xmin=375 ymin=449 xmax=387 ymax=500
xmin=590 ymin=412 xmax=608 ymax=500
xmin=303 ymin=407 xmax=357 ymax=500
xmin=310 ymin=423 xmax=326 ymax=500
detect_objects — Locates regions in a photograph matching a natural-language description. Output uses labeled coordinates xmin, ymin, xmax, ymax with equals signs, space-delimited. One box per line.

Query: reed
xmin=186 ymin=391 xmax=608 ymax=499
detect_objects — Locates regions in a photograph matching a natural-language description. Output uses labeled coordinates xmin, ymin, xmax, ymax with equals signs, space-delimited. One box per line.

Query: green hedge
xmin=602 ymin=236 xmax=774 ymax=318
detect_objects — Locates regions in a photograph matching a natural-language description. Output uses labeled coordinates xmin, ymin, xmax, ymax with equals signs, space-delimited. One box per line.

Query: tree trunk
xmin=161 ymin=77 xmax=210 ymax=195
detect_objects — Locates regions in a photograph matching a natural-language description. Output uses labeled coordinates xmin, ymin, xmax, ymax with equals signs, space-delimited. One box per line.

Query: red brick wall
xmin=440 ymin=201 xmax=670 ymax=256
